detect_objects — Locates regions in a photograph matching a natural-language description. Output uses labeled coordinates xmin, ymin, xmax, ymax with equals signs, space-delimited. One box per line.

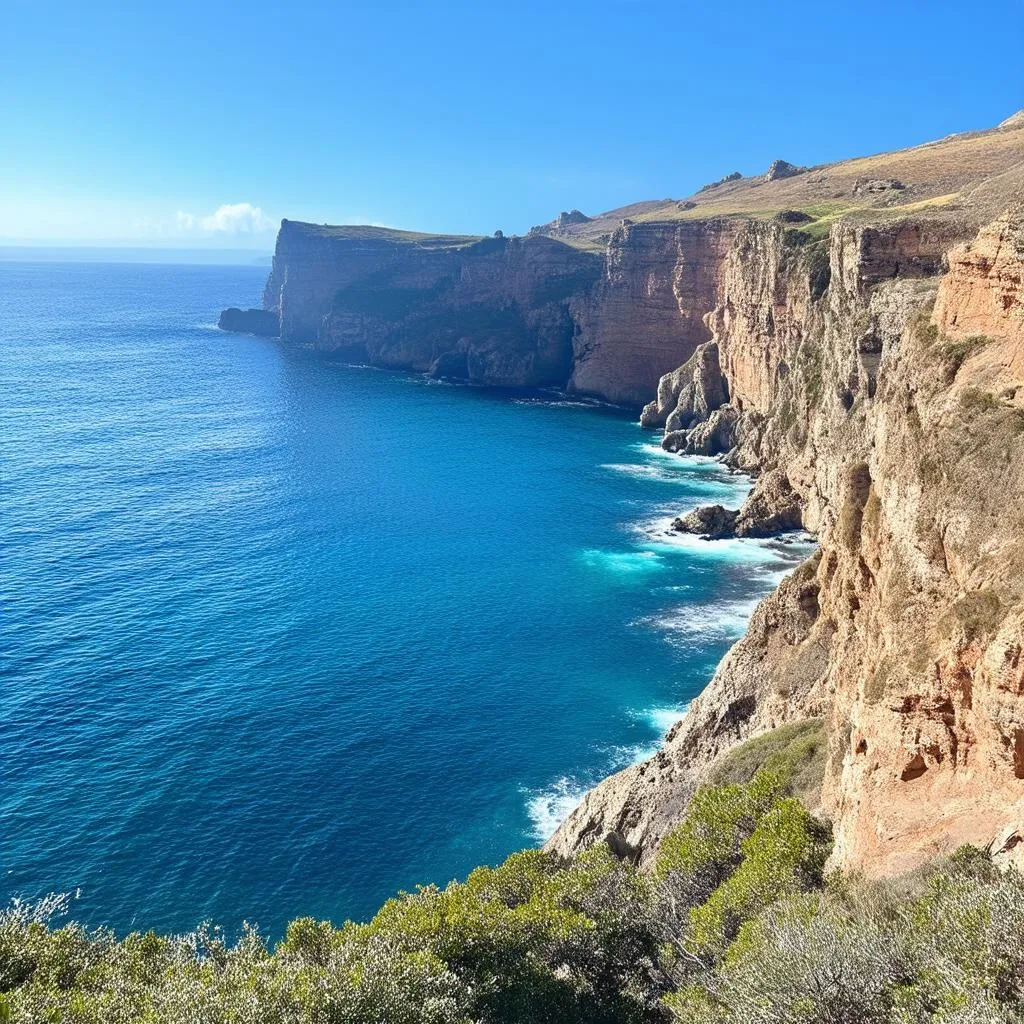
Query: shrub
xmin=3 ymin=816 xmax=1023 ymax=1024
xmin=688 ymin=799 xmax=831 ymax=953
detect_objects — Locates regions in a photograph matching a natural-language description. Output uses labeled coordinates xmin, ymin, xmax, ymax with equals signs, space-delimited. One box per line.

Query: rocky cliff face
xmin=549 ymin=205 xmax=1024 ymax=876
xmin=259 ymin=221 xmax=603 ymax=388
xmin=244 ymin=218 xmax=745 ymax=402
xmin=569 ymin=220 xmax=742 ymax=405
xmin=225 ymin=117 xmax=1024 ymax=876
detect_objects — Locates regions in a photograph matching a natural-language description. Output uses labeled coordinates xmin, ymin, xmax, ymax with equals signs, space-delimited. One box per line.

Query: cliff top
xmin=279 ymin=220 xmax=485 ymax=249
xmin=539 ymin=112 xmax=1024 ymax=248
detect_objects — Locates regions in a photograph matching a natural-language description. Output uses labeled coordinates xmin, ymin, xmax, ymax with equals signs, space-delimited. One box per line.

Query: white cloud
xmin=175 ymin=210 xmax=196 ymax=231
xmin=197 ymin=202 xmax=274 ymax=234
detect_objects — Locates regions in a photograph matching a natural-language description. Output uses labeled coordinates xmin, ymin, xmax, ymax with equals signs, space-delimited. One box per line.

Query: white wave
xmin=601 ymin=740 xmax=662 ymax=770
xmin=600 ymin=462 xmax=692 ymax=483
xmin=578 ymin=548 xmax=667 ymax=575
xmin=511 ymin=398 xmax=599 ymax=409
xmin=633 ymin=702 xmax=692 ymax=736
xmin=524 ymin=777 xmax=587 ymax=841
xmin=645 ymin=597 xmax=762 ymax=645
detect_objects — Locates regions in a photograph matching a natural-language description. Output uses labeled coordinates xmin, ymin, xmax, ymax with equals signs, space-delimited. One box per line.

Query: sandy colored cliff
xmin=222 ymin=112 xmax=1024 ymax=878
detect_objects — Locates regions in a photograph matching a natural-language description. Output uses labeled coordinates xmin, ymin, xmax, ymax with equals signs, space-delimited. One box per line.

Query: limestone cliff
xmin=549 ymin=203 xmax=1024 ymax=876
xmin=259 ymin=222 xmax=603 ymax=388
xmin=219 ymin=114 xmax=1024 ymax=877
xmin=569 ymin=220 xmax=742 ymax=405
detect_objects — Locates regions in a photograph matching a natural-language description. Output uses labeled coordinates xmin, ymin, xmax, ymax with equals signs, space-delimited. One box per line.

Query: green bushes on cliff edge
xmin=2 ymin=739 xmax=1022 ymax=1023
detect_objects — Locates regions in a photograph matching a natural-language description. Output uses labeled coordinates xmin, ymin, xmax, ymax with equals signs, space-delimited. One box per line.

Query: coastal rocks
xmin=733 ymin=468 xmax=803 ymax=537
xmin=639 ymin=342 xmax=729 ymax=429
xmin=546 ymin=554 xmax=832 ymax=867
xmin=569 ymin=220 xmax=743 ymax=405
xmin=671 ymin=505 xmax=738 ymax=539
xmin=553 ymin=206 xmax=1024 ymax=879
xmin=670 ymin=469 xmax=803 ymax=542
xmin=662 ymin=406 xmax=739 ymax=456
xmin=217 ymin=307 xmax=279 ymax=336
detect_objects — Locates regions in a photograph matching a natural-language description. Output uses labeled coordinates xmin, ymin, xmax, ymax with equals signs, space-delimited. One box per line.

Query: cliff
xmin=257 ymin=222 xmax=602 ymax=389
xmin=549 ymin=198 xmax=1024 ymax=877
xmin=220 ymin=114 xmax=1024 ymax=877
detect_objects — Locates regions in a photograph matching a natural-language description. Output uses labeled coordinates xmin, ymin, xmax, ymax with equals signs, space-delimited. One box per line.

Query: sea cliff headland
xmin=222 ymin=113 xmax=1024 ymax=879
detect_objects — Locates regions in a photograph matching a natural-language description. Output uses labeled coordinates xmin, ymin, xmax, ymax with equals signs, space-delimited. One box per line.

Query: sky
xmin=2 ymin=0 xmax=1022 ymax=251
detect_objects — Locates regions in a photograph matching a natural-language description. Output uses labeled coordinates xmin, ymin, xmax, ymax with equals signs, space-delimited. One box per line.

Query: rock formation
xmin=550 ymin=200 xmax=1024 ymax=878
xmin=762 ymin=160 xmax=806 ymax=182
xmin=671 ymin=505 xmax=738 ymax=539
xmin=258 ymin=222 xmax=603 ymax=388
xmin=219 ymin=113 xmax=1024 ymax=879
xmin=217 ymin=307 xmax=279 ymax=336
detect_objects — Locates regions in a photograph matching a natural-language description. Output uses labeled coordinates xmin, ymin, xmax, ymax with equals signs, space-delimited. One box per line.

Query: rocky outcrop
xmin=671 ymin=505 xmax=738 ymax=539
xmin=733 ymin=468 xmax=803 ymax=537
xmin=570 ymin=221 xmax=743 ymax=404
xmin=671 ymin=469 xmax=804 ymax=541
xmin=217 ymin=307 xmax=279 ymax=336
xmin=639 ymin=342 xmax=729 ymax=429
xmin=547 ymin=554 xmax=831 ymax=866
xmin=762 ymin=160 xmax=805 ymax=183
xmin=550 ymin=207 xmax=1024 ymax=878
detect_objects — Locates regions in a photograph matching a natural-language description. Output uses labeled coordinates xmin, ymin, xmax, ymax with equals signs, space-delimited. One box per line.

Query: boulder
xmin=217 ymin=307 xmax=279 ymax=336
xmin=672 ymin=505 xmax=739 ymax=539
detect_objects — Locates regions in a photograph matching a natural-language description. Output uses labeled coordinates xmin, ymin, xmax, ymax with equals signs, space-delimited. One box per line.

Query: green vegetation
xmin=708 ymin=719 xmax=828 ymax=801
xmin=3 ymin=734 xmax=1022 ymax=1023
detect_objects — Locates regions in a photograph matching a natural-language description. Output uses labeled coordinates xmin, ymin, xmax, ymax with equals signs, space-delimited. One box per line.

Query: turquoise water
xmin=0 ymin=259 xmax=808 ymax=937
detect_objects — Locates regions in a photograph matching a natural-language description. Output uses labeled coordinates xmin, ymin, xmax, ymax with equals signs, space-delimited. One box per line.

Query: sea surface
xmin=0 ymin=259 xmax=810 ymax=937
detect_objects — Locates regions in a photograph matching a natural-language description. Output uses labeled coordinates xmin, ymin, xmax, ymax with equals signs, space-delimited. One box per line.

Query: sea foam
xmin=524 ymin=777 xmax=587 ymax=841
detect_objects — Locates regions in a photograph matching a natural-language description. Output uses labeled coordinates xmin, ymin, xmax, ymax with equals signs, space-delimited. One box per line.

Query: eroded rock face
xmin=569 ymin=220 xmax=743 ymax=405
xmin=260 ymin=222 xmax=603 ymax=389
xmin=551 ymin=209 xmax=1024 ymax=877
xmin=639 ymin=341 xmax=729 ymax=429
xmin=933 ymin=205 xmax=1024 ymax=366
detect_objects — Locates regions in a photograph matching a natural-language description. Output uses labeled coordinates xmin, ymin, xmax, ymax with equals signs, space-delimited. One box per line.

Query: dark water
xmin=0 ymin=260 xmax=808 ymax=936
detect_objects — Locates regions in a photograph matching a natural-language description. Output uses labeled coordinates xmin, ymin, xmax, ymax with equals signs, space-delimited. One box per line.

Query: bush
xmin=2 ymin=819 xmax=1022 ymax=1023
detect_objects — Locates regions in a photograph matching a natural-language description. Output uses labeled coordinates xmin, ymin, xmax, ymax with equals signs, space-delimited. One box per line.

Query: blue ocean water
xmin=0 ymin=259 xmax=808 ymax=937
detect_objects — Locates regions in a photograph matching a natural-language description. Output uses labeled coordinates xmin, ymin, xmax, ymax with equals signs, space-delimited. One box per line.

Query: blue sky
xmin=2 ymin=0 xmax=1021 ymax=249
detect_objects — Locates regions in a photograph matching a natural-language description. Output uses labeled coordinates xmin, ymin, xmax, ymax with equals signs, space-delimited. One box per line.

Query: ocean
xmin=0 ymin=258 xmax=808 ymax=937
